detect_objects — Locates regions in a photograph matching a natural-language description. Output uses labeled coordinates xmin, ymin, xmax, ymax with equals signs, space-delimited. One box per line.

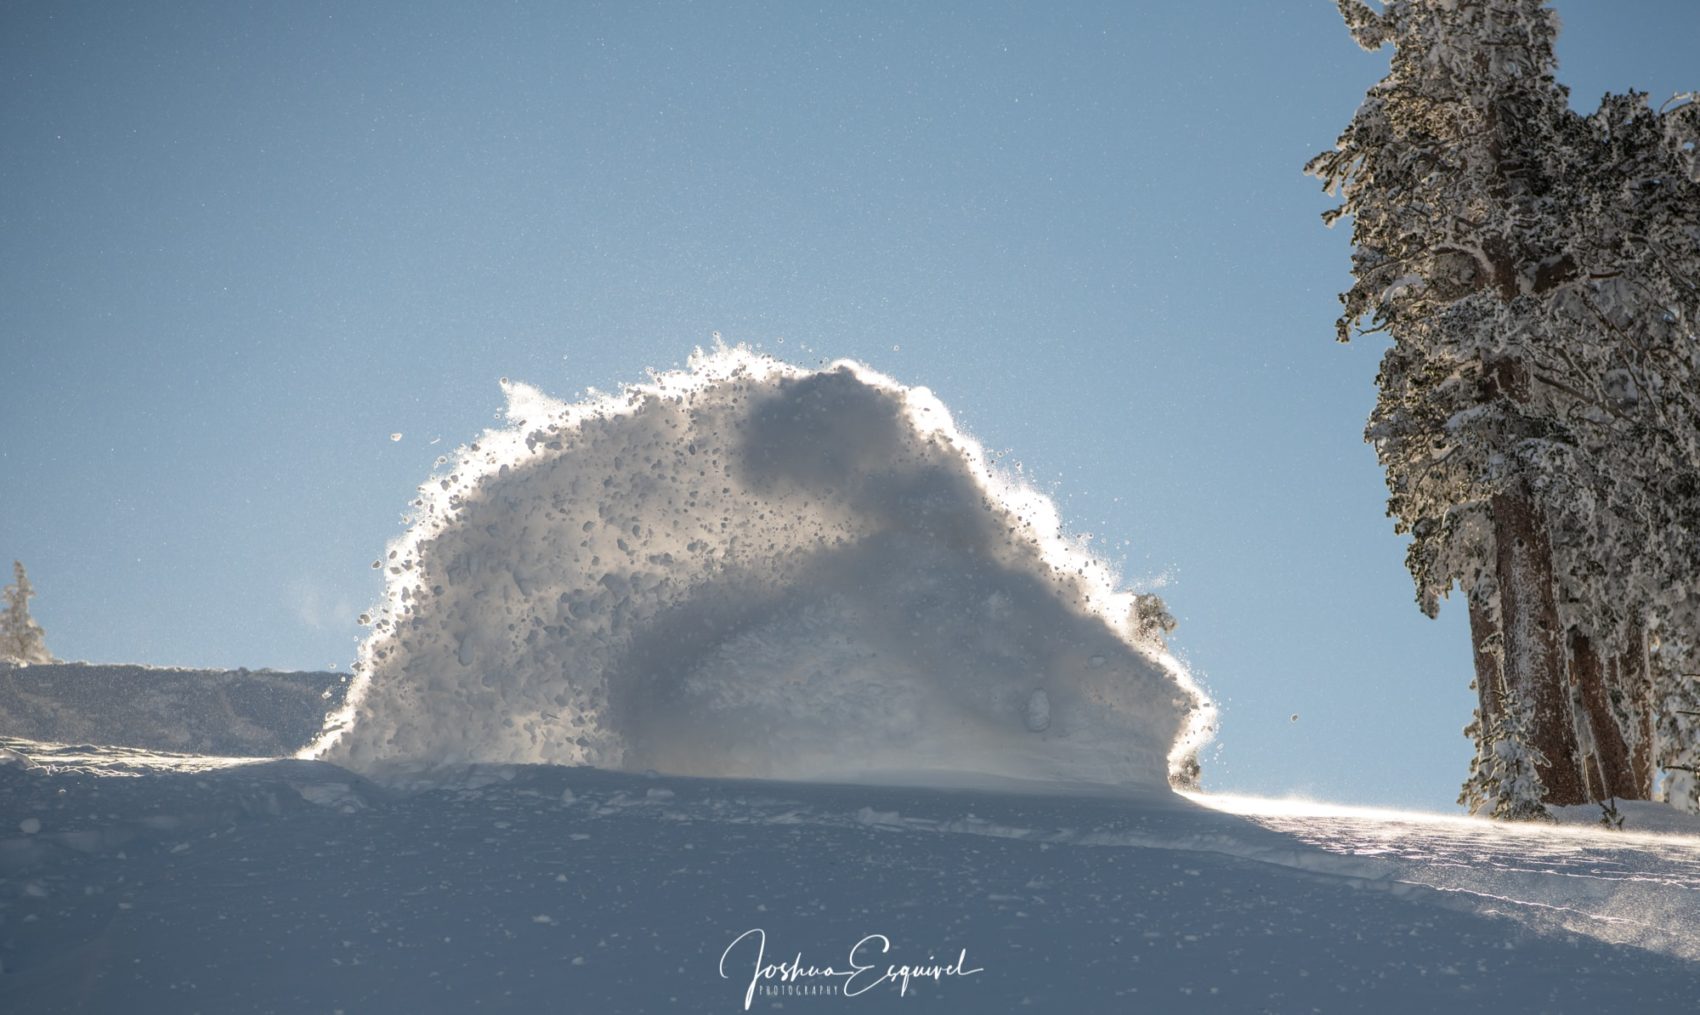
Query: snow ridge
xmin=308 ymin=344 xmax=1212 ymax=789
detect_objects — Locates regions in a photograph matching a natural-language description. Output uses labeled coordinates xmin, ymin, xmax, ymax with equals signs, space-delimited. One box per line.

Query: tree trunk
xmin=1490 ymin=488 xmax=1586 ymax=806
xmin=1467 ymin=592 xmax=1504 ymax=743
xmin=1570 ymin=630 xmax=1645 ymax=800
xmin=1616 ymin=629 xmax=1656 ymax=799
xmin=1474 ymin=509 xmax=1657 ymax=806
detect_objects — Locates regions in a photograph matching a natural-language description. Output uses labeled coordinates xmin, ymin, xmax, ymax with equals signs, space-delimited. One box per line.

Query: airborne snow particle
xmin=390 ymin=433 xmax=403 ymax=442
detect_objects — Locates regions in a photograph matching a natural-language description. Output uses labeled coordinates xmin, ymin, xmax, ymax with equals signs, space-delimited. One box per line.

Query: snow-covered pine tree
xmin=1307 ymin=0 xmax=1700 ymax=816
xmin=2 ymin=560 xmax=54 ymax=666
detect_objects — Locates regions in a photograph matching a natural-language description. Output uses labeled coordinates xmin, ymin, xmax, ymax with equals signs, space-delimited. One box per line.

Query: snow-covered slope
xmin=3 ymin=737 xmax=1698 ymax=1013
xmin=0 ymin=663 xmax=344 ymax=757
xmin=10 ymin=351 xmax=1695 ymax=1011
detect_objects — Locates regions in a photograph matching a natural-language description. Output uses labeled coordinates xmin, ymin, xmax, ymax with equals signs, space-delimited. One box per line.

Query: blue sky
xmin=3 ymin=1 xmax=1694 ymax=808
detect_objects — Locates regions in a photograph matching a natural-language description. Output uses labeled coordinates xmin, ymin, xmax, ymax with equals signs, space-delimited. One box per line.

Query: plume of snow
xmin=309 ymin=344 xmax=1213 ymax=789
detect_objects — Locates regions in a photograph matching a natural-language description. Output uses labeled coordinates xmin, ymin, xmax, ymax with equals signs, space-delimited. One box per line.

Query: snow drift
xmin=310 ymin=345 xmax=1212 ymax=788
xmin=0 ymin=662 xmax=344 ymax=756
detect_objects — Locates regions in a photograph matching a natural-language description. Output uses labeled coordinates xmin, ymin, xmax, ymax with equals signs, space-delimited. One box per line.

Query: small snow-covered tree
xmin=1308 ymin=0 xmax=1700 ymax=815
xmin=2 ymin=560 xmax=54 ymax=666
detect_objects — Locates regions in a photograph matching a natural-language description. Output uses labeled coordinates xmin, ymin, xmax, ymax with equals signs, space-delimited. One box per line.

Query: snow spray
xmin=309 ymin=344 xmax=1213 ymax=788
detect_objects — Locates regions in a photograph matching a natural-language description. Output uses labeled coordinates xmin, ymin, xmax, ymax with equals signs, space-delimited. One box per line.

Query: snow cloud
xmin=309 ymin=344 xmax=1212 ymax=789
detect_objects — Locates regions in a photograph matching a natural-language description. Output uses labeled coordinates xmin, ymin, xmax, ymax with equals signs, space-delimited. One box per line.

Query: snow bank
xmin=310 ymin=344 xmax=1213 ymax=788
xmin=0 ymin=662 xmax=344 ymax=756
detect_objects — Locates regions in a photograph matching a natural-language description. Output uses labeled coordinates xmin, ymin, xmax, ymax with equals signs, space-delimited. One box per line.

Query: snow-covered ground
xmin=8 ymin=352 xmax=1698 ymax=1011
xmin=4 ymin=735 xmax=1699 ymax=1013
